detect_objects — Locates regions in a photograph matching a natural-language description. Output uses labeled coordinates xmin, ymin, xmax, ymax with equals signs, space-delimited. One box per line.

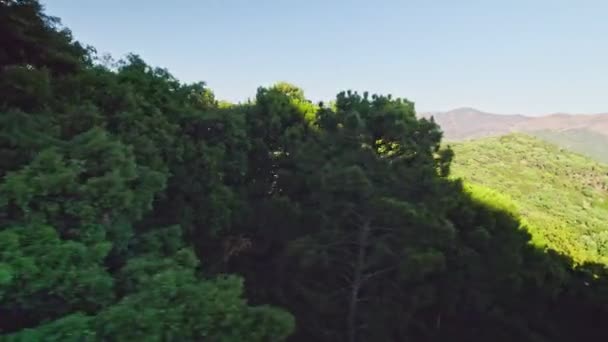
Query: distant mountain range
xmin=420 ymin=107 xmax=608 ymax=163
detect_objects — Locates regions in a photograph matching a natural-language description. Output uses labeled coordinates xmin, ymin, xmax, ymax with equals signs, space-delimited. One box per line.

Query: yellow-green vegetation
xmin=452 ymin=134 xmax=608 ymax=264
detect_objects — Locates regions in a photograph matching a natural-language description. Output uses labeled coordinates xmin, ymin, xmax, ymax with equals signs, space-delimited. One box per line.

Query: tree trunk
xmin=348 ymin=220 xmax=370 ymax=342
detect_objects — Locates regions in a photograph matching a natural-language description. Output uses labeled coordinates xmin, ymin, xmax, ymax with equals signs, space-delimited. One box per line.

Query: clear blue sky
xmin=44 ymin=0 xmax=607 ymax=115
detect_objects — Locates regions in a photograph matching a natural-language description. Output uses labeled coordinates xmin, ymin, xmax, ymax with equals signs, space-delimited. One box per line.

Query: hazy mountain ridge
xmin=421 ymin=108 xmax=608 ymax=162
xmin=419 ymin=108 xmax=527 ymax=140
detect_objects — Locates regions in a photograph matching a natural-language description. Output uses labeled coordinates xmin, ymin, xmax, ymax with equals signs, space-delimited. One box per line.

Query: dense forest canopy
xmin=1 ymin=1 xmax=608 ymax=341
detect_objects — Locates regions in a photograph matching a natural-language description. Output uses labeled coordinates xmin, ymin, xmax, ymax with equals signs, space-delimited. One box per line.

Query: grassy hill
xmin=451 ymin=134 xmax=608 ymax=264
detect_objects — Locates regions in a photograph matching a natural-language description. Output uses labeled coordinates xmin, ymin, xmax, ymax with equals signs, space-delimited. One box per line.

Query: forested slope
xmin=2 ymin=1 xmax=608 ymax=341
xmin=451 ymin=134 xmax=608 ymax=264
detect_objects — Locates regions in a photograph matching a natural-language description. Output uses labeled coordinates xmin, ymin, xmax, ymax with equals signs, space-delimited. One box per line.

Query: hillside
xmin=530 ymin=129 xmax=608 ymax=163
xmin=451 ymin=134 xmax=608 ymax=263
xmin=423 ymin=108 xmax=608 ymax=162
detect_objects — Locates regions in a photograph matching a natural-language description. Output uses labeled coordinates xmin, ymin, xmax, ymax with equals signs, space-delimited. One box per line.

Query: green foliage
xmin=2 ymin=2 xmax=608 ymax=341
xmin=91 ymin=239 xmax=294 ymax=342
xmin=3 ymin=313 xmax=95 ymax=342
xmin=0 ymin=128 xmax=165 ymax=230
xmin=0 ymin=0 xmax=89 ymax=72
xmin=95 ymin=271 xmax=294 ymax=341
xmin=0 ymin=1 xmax=293 ymax=340
xmin=0 ymin=224 xmax=114 ymax=330
xmin=5 ymin=250 xmax=294 ymax=342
